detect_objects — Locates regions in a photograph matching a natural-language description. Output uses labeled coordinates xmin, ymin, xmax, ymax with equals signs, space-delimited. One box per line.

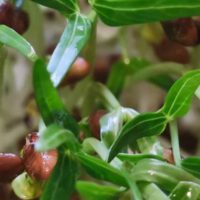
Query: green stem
xmin=169 ymin=120 xmax=181 ymax=166
xmin=119 ymin=27 xmax=130 ymax=65
xmin=124 ymin=174 xmax=143 ymax=200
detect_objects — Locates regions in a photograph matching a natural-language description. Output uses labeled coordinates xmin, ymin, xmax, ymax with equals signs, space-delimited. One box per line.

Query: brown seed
xmin=61 ymin=57 xmax=90 ymax=86
xmin=154 ymin=38 xmax=190 ymax=64
xmin=162 ymin=18 xmax=198 ymax=46
xmin=88 ymin=110 xmax=107 ymax=139
xmin=163 ymin=148 xmax=175 ymax=164
xmin=0 ymin=153 xmax=24 ymax=183
xmin=0 ymin=1 xmax=29 ymax=35
xmin=11 ymin=9 xmax=29 ymax=34
xmin=23 ymin=133 xmax=58 ymax=181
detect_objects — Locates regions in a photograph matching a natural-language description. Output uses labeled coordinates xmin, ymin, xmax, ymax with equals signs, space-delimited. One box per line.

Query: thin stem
xmin=118 ymin=27 xmax=130 ymax=65
xmin=169 ymin=120 xmax=181 ymax=166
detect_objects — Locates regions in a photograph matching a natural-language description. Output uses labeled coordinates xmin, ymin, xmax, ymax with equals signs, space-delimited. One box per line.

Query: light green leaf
xmin=0 ymin=25 xmax=37 ymax=61
xmin=36 ymin=124 xmax=80 ymax=152
xmin=48 ymin=14 xmax=91 ymax=87
xmin=90 ymin=0 xmax=200 ymax=26
xmin=169 ymin=182 xmax=200 ymax=200
xmin=76 ymin=181 xmax=123 ymax=200
xmin=132 ymin=159 xmax=200 ymax=192
xmin=139 ymin=183 xmax=170 ymax=200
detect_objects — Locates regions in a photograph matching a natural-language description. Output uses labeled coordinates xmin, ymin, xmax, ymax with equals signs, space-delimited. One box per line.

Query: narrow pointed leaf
xmin=108 ymin=112 xmax=167 ymax=161
xmin=48 ymin=14 xmax=91 ymax=87
xmin=118 ymin=153 xmax=164 ymax=164
xmin=76 ymin=181 xmax=123 ymax=200
xmin=33 ymin=59 xmax=79 ymax=136
xmin=0 ymin=25 xmax=37 ymax=61
xmin=31 ymin=0 xmax=79 ymax=15
xmin=162 ymin=70 xmax=200 ymax=119
xmin=89 ymin=0 xmax=200 ymax=26
xmin=169 ymin=182 xmax=200 ymax=200
xmin=76 ymin=152 xmax=127 ymax=187
xmin=40 ymin=151 xmax=78 ymax=200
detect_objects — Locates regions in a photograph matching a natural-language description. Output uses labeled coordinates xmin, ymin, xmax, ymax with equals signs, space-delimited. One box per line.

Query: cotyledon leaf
xmin=48 ymin=14 xmax=92 ymax=87
xmin=33 ymin=59 xmax=79 ymax=136
xmin=31 ymin=0 xmax=79 ymax=15
xmin=108 ymin=112 xmax=167 ymax=162
xmin=89 ymin=0 xmax=200 ymax=26
xmin=0 ymin=25 xmax=37 ymax=61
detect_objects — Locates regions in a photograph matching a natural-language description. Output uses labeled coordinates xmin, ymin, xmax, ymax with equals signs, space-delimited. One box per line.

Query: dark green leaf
xmin=0 ymin=25 xmax=37 ymax=61
xmin=90 ymin=0 xmax=200 ymax=26
xmin=36 ymin=124 xmax=80 ymax=152
xmin=181 ymin=157 xmax=200 ymax=179
xmin=31 ymin=0 xmax=79 ymax=15
xmin=169 ymin=182 xmax=200 ymax=200
xmin=40 ymin=151 xmax=78 ymax=200
xmin=33 ymin=59 xmax=79 ymax=136
xmin=118 ymin=153 xmax=164 ymax=164
xmin=132 ymin=159 xmax=200 ymax=192
xmin=162 ymin=70 xmax=200 ymax=119
xmin=108 ymin=112 xmax=167 ymax=162
xmin=76 ymin=152 xmax=127 ymax=187
xmin=48 ymin=14 xmax=91 ymax=87
xmin=76 ymin=181 xmax=123 ymax=200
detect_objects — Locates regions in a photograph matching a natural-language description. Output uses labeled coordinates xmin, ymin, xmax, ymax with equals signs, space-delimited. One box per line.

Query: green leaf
xmin=162 ymin=70 xmax=200 ymax=119
xmin=33 ymin=59 xmax=79 ymax=136
xmin=40 ymin=151 xmax=78 ymax=200
xmin=137 ymin=136 xmax=163 ymax=156
xmin=132 ymin=159 xmax=200 ymax=192
xmin=118 ymin=153 xmax=164 ymax=164
xmin=181 ymin=157 xmax=200 ymax=179
xmin=89 ymin=0 xmax=200 ymax=26
xmin=76 ymin=152 xmax=127 ymax=187
xmin=76 ymin=181 xmax=123 ymax=200
xmin=36 ymin=124 xmax=80 ymax=152
xmin=108 ymin=112 xmax=167 ymax=162
xmin=31 ymin=0 xmax=79 ymax=15
xmin=169 ymin=182 xmax=200 ymax=200
xmin=48 ymin=14 xmax=91 ymax=87
xmin=139 ymin=183 xmax=170 ymax=200
xmin=0 ymin=25 xmax=37 ymax=61
xmin=100 ymin=107 xmax=138 ymax=148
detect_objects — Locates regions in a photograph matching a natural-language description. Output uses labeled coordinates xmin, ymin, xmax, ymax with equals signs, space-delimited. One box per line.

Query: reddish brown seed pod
xmin=23 ymin=133 xmax=58 ymax=181
xmin=11 ymin=9 xmax=29 ymax=35
xmin=0 ymin=1 xmax=14 ymax=27
xmin=154 ymin=38 xmax=190 ymax=64
xmin=88 ymin=110 xmax=107 ymax=139
xmin=0 ymin=153 xmax=24 ymax=183
xmin=162 ymin=18 xmax=198 ymax=46
xmin=163 ymin=148 xmax=175 ymax=164
xmin=61 ymin=57 xmax=90 ymax=86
